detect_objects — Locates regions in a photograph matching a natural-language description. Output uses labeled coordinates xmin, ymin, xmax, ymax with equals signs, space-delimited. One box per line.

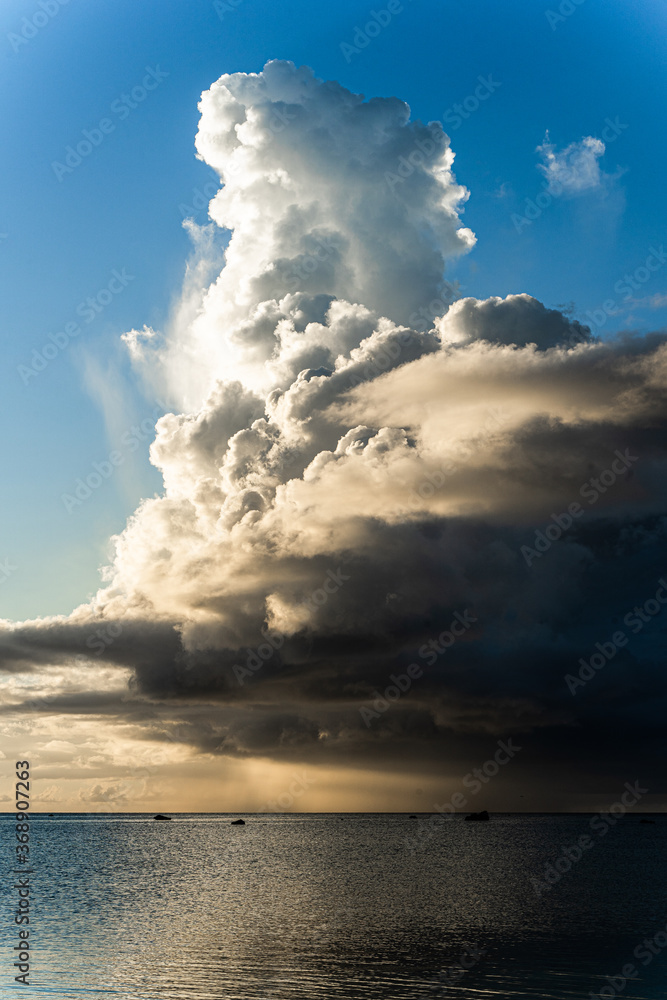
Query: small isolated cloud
xmin=627 ymin=292 xmax=667 ymax=311
xmin=79 ymin=783 xmax=128 ymax=804
xmin=537 ymin=132 xmax=607 ymax=195
xmin=33 ymin=785 xmax=63 ymax=803
xmin=40 ymin=740 xmax=78 ymax=754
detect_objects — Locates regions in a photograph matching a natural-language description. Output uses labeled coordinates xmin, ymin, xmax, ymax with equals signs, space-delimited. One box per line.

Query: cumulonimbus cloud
xmin=3 ymin=62 xmax=667 ymax=795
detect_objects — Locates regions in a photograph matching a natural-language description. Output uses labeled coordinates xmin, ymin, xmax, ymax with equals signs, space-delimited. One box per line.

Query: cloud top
xmin=132 ymin=61 xmax=475 ymax=408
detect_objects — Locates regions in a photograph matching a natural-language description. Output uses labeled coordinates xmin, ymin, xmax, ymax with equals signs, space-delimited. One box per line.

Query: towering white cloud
xmin=2 ymin=62 xmax=667 ymax=800
xmin=129 ymin=60 xmax=474 ymax=408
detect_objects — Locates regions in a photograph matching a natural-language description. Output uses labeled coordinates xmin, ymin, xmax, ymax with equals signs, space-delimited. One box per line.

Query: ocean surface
xmin=2 ymin=813 xmax=667 ymax=999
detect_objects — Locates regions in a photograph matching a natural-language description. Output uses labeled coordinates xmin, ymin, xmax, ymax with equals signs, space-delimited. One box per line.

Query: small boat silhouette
xmin=464 ymin=810 xmax=490 ymax=822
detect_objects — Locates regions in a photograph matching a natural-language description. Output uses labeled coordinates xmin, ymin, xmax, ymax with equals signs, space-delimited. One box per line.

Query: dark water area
xmin=2 ymin=813 xmax=667 ymax=998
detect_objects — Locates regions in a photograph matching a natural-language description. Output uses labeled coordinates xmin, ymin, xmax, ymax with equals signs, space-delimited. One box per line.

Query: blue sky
xmin=1 ymin=0 xmax=666 ymax=620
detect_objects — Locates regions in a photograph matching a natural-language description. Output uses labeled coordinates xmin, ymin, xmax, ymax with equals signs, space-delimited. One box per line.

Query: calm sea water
xmin=2 ymin=813 xmax=667 ymax=999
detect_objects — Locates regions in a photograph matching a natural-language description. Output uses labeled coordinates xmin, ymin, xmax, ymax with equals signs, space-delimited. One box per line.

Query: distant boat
xmin=153 ymin=814 xmax=172 ymax=821
xmin=464 ymin=810 xmax=490 ymax=822
xmin=231 ymin=818 xmax=246 ymax=825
